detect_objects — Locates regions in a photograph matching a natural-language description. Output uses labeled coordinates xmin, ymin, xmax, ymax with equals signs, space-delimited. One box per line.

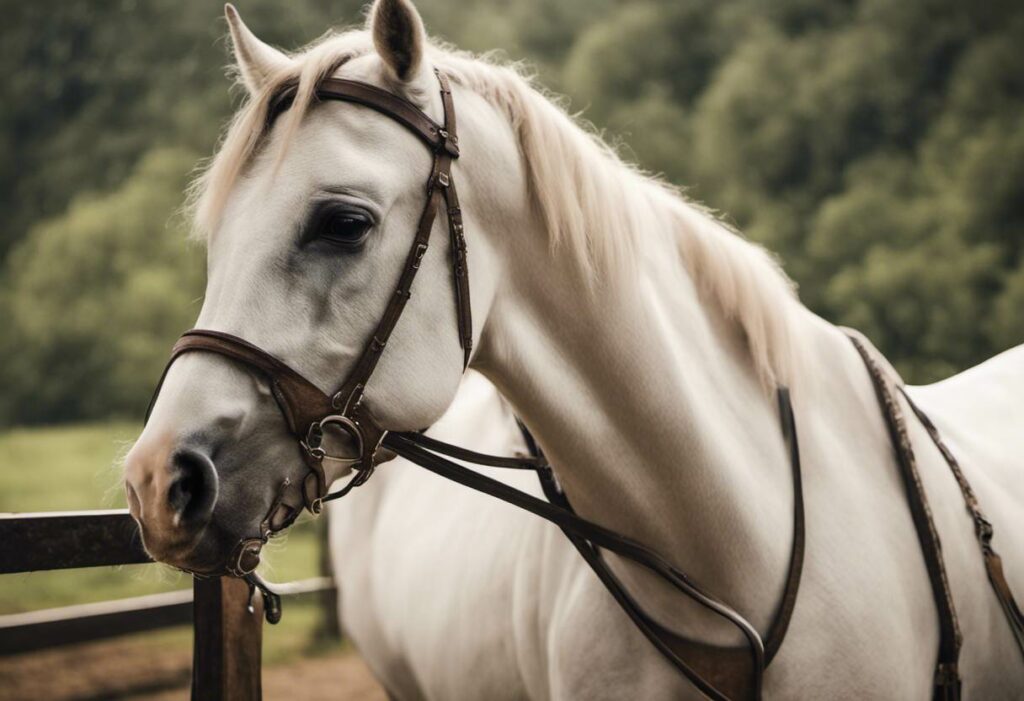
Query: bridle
xmin=146 ymin=69 xmax=469 ymax=565
xmin=143 ymin=68 xmax=1023 ymax=700
xmin=144 ymin=68 xmax=802 ymax=699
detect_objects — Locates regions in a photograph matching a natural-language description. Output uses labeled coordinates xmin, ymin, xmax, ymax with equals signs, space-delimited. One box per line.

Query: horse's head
xmin=123 ymin=0 xmax=523 ymax=574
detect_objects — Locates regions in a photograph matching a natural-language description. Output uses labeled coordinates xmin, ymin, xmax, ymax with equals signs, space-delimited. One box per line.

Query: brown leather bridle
xmin=143 ymin=69 xmax=1023 ymax=700
xmin=146 ymin=68 xmax=469 ymax=555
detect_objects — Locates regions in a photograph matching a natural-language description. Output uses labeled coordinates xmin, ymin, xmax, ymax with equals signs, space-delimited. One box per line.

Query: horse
xmin=124 ymin=0 xmax=1024 ymax=697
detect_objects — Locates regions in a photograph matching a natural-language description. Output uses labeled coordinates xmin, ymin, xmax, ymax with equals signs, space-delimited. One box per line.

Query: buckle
xmin=302 ymin=414 xmax=365 ymax=468
xmin=435 ymin=128 xmax=459 ymax=157
xmin=412 ymin=242 xmax=429 ymax=269
xmin=974 ymin=514 xmax=994 ymax=546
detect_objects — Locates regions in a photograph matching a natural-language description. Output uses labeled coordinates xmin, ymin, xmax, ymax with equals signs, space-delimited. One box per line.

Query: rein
xmin=144 ymin=70 xmax=1024 ymax=700
xmin=381 ymin=388 xmax=805 ymax=701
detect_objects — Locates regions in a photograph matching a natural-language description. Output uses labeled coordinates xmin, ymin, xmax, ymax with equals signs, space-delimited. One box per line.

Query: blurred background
xmin=1 ymin=0 xmax=1022 ymax=698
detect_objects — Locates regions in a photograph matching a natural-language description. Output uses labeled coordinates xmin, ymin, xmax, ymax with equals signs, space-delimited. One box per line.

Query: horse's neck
xmin=476 ymin=209 xmax=826 ymax=639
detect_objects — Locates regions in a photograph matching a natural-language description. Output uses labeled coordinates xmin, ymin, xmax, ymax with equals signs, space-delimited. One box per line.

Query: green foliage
xmin=0 ymin=0 xmax=364 ymax=260
xmin=0 ymin=149 xmax=204 ymax=424
xmin=565 ymin=0 xmax=1023 ymax=383
xmin=1 ymin=0 xmax=1022 ymax=424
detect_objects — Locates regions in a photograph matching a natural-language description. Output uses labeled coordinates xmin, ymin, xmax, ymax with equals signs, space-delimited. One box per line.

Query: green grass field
xmin=0 ymin=422 xmax=338 ymax=663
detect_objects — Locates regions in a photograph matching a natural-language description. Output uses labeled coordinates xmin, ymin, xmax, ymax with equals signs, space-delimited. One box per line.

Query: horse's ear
xmin=225 ymin=4 xmax=291 ymax=95
xmin=368 ymin=0 xmax=429 ymax=83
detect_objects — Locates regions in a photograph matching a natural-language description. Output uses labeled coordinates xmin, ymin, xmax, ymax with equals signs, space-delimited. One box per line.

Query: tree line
xmin=1 ymin=0 xmax=1021 ymax=425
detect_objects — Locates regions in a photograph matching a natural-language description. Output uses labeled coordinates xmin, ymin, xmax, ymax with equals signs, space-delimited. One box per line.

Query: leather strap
xmin=333 ymin=153 xmax=449 ymax=413
xmin=270 ymin=77 xmax=458 ymax=156
xmin=435 ymin=71 xmax=473 ymax=366
xmin=510 ymin=389 xmax=804 ymax=700
xmin=383 ymin=388 xmax=804 ymax=701
xmin=899 ymin=387 xmax=1024 ymax=663
xmin=846 ymin=332 xmax=963 ymax=700
xmin=384 ymin=430 xmax=767 ymax=700
xmin=145 ymin=329 xmax=333 ymax=434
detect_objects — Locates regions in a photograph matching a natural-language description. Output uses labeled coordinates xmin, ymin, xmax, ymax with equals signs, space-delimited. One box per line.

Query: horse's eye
xmin=316 ymin=209 xmax=372 ymax=249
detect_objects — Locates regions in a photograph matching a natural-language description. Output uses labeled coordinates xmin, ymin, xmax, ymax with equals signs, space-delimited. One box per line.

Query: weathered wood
xmin=0 ymin=589 xmax=191 ymax=655
xmin=0 ymin=510 xmax=150 ymax=573
xmin=315 ymin=515 xmax=341 ymax=642
xmin=0 ymin=508 xmax=338 ymax=699
xmin=0 ymin=577 xmax=335 ymax=657
xmin=192 ymin=576 xmax=263 ymax=701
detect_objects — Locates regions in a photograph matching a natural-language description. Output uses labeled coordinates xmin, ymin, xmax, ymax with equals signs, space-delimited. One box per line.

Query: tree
xmin=0 ymin=149 xmax=203 ymax=424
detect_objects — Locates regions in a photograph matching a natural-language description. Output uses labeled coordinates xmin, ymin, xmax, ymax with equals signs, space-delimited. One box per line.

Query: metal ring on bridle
xmin=230 ymin=537 xmax=266 ymax=577
xmin=304 ymin=414 xmax=365 ymax=467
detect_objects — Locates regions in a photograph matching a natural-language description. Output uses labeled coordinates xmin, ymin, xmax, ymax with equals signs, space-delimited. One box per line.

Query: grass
xmin=0 ymin=422 xmax=337 ymax=662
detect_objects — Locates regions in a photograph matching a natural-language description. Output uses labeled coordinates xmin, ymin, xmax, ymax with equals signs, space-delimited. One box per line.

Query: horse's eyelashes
xmin=306 ymin=205 xmax=373 ymax=251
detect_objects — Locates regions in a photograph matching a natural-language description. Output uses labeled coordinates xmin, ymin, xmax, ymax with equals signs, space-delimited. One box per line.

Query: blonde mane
xmin=191 ymin=29 xmax=804 ymax=389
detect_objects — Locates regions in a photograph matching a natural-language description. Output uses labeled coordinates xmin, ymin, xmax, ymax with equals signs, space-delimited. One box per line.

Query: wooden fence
xmin=0 ymin=509 xmax=336 ymax=700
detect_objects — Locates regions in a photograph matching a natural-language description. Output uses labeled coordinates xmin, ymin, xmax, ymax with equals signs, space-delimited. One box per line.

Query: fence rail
xmin=0 ymin=509 xmax=334 ymax=699
xmin=0 ymin=576 xmax=334 ymax=656
xmin=0 ymin=510 xmax=150 ymax=572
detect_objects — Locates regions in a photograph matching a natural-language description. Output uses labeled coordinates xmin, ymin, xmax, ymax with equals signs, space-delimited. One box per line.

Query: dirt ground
xmin=0 ymin=635 xmax=386 ymax=701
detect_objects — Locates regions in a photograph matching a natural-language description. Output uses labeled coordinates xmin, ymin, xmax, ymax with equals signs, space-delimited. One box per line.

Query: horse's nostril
xmin=168 ymin=447 xmax=219 ymax=525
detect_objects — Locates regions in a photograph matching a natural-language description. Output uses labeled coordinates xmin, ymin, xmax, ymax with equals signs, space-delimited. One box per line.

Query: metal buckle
xmin=303 ymin=414 xmax=365 ymax=468
xmin=973 ymin=513 xmax=994 ymax=547
xmin=412 ymin=242 xmax=429 ymax=269
xmin=331 ymin=386 xmax=363 ymax=413
xmin=230 ymin=538 xmax=265 ymax=577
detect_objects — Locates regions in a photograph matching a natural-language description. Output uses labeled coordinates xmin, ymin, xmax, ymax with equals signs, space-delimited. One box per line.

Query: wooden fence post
xmin=192 ymin=576 xmax=263 ymax=701
xmin=315 ymin=513 xmax=341 ymax=642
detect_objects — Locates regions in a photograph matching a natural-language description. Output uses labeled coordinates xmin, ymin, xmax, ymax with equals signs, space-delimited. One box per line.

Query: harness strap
xmin=899 ymin=387 xmax=1024 ymax=662
xmin=384 ymin=387 xmax=805 ymax=701
xmin=515 ymin=389 xmax=804 ymax=699
xmin=846 ymin=332 xmax=963 ymax=700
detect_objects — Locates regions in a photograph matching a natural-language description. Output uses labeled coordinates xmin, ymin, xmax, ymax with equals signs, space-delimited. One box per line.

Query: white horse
xmin=124 ymin=0 xmax=1024 ymax=698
